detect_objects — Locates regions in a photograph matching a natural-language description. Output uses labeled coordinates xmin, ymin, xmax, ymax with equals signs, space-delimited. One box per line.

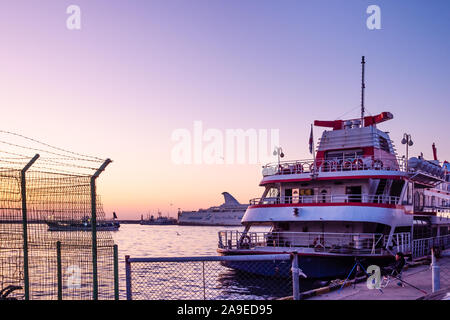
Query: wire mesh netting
xmin=438 ymin=257 xmax=450 ymax=289
xmin=127 ymin=258 xmax=295 ymax=300
xmin=0 ymin=130 xmax=116 ymax=300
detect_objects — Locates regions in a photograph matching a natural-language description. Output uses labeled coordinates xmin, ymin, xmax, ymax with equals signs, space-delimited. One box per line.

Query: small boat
xmin=47 ymin=212 xmax=120 ymax=231
xmin=140 ymin=212 xmax=177 ymax=225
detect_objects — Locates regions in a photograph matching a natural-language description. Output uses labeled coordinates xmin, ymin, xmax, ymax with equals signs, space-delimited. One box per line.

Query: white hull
xmin=178 ymin=210 xmax=244 ymax=226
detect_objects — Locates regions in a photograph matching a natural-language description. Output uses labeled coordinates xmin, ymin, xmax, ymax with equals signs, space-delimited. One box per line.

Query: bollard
xmin=431 ymin=247 xmax=440 ymax=293
xmin=291 ymin=253 xmax=300 ymax=300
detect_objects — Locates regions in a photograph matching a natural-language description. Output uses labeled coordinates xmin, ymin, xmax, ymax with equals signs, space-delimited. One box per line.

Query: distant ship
xmin=47 ymin=212 xmax=120 ymax=231
xmin=140 ymin=212 xmax=177 ymax=225
xmin=177 ymin=192 xmax=248 ymax=226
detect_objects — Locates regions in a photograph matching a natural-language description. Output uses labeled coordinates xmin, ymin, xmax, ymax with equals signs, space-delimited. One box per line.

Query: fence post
xmin=125 ymin=255 xmax=132 ymax=300
xmin=56 ymin=241 xmax=62 ymax=300
xmin=291 ymin=252 xmax=300 ymax=300
xmin=431 ymin=247 xmax=440 ymax=293
xmin=113 ymin=244 xmax=119 ymax=300
xmin=21 ymin=154 xmax=40 ymax=300
xmin=90 ymin=159 xmax=112 ymax=300
xmin=202 ymin=261 xmax=206 ymax=300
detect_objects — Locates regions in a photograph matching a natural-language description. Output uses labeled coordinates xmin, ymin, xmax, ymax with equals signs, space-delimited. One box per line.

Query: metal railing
xmin=249 ymin=194 xmax=400 ymax=205
xmin=262 ymin=156 xmax=406 ymax=177
xmin=412 ymin=234 xmax=450 ymax=258
xmin=384 ymin=232 xmax=412 ymax=254
xmin=125 ymin=254 xmax=303 ymax=300
xmin=218 ymin=231 xmax=391 ymax=255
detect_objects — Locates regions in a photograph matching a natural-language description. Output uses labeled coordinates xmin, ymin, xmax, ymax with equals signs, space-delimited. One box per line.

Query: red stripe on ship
xmin=260 ymin=175 xmax=405 ymax=186
xmin=248 ymin=202 xmax=404 ymax=209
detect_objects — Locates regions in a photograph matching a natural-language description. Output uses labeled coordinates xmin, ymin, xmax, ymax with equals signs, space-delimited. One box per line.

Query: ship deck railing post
xmin=21 ymin=154 xmax=40 ymax=300
xmin=90 ymin=158 xmax=112 ymax=300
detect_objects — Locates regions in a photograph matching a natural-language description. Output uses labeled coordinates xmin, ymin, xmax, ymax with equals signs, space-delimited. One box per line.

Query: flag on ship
xmin=309 ymin=124 xmax=314 ymax=154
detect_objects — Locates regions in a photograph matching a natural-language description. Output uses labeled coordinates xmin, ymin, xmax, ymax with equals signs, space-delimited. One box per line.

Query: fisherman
xmin=382 ymin=252 xmax=406 ymax=287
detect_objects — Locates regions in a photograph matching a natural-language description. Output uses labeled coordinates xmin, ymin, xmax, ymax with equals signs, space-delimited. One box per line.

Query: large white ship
xmin=178 ymin=192 xmax=248 ymax=226
xmin=217 ymin=57 xmax=450 ymax=278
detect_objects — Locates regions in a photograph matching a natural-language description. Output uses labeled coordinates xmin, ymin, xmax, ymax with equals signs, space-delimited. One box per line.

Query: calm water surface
xmin=113 ymin=224 xmax=245 ymax=258
xmin=111 ymin=224 xmax=301 ymax=300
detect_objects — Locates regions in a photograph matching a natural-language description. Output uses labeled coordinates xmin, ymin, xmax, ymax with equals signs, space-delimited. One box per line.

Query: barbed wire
xmin=0 ymin=130 xmax=105 ymax=162
xmin=0 ymin=129 xmax=110 ymax=175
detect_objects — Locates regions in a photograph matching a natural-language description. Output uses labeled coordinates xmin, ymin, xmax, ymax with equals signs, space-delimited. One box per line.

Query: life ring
xmin=343 ymin=160 xmax=352 ymax=170
xmin=240 ymin=235 xmax=251 ymax=248
xmin=353 ymin=158 xmax=363 ymax=170
xmin=373 ymin=159 xmax=383 ymax=170
xmin=329 ymin=161 xmax=337 ymax=172
xmin=313 ymin=237 xmax=325 ymax=249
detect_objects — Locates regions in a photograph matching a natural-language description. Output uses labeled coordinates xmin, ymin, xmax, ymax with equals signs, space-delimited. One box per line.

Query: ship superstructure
xmin=217 ymin=58 xmax=450 ymax=278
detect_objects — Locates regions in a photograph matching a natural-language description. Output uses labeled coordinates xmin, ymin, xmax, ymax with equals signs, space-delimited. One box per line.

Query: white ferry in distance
xmin=217 ymin=57 xmax=450 ymax=279
xmin=178 ymin=192 xmax=248 ymax=226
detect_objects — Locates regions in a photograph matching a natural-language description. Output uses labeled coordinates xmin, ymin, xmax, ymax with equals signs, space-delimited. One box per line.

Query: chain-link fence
xmin=125 ymin=254 xmax=303 ymax=300
xmin=0 ymin=131 xmax=118 ymax=300
xmin=438 ymin=259 xmax=450 ymax=289
xmin=431 ymin=248 xmax=450 ymax=293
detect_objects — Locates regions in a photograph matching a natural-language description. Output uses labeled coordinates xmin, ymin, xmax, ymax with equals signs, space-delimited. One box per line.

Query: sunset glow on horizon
xmin=1 ymin=0 xmax=449 ymax=219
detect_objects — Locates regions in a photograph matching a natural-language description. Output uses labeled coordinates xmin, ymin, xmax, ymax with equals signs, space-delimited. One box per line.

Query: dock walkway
xmin=308 ymin=256 xmax=450 ymax=300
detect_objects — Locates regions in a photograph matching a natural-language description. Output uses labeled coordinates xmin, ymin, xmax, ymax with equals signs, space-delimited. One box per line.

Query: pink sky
xmin=1 ymin=1 xmax=449 ymax=219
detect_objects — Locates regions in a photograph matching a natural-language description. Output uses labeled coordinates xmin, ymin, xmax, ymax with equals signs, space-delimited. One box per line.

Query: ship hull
xmin=217 ymin=249 xmax=394 ymax=279
xmin=47 ymin=222 xmax=120 ymax=232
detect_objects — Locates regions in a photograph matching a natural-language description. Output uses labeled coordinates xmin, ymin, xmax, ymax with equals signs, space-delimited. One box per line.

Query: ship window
xmin=389 ymin=180 xmax=404 ymax=199
xmin=393 ymin=226 xmax=411 ymax=234
xmin=378 ymin=136 xmax=391 ymax=153
xmin=325 ymin=149 xmax=363 ymax=161
xmin=267 ymin=187 xmax=279 ymax=198
xmin=346 ymin=186 xmax=362 ymax=202
xmin=299 ymin=189 xmax=314 ymax=196
xmin=285 ymin=189 xmax=293 ymax=204
xmin=320 ymin=190 xmax=328 ymax=203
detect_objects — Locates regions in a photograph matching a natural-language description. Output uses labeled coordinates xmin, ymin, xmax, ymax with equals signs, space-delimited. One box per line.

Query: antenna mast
xmin=360 ymin=56 xmax=366 ymax=126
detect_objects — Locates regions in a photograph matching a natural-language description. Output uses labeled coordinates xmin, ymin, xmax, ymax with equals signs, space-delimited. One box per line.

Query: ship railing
xmin=412 ymin=234 xmax=450 ymax=258
xmin=218 ymin=231 xmax=386 ymax=255
xmin=249 ymin=194 xmax=400 ymax=205
xmin=382 ymin=232 xmax=412 ymax=254
xmin=262 ymin=156 xmax=407 ymax=177
xmin=418 ymin=205 xmax=450 ymax=214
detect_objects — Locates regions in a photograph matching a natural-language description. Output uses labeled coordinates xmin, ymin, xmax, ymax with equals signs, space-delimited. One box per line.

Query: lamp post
xmin=401 ymin=133 xmax=413 ymax=171
xmin=273 ymin=147 xmax=285 ymax=167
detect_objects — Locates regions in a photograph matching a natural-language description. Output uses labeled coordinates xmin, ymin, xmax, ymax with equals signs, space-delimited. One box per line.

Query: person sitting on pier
xmin=382 ymin=252 xmax=406 ymax=287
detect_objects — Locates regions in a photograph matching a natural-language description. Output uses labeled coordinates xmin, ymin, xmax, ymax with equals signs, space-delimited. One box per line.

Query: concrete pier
xmin=306 ymin=255 xmax=450 ymax=300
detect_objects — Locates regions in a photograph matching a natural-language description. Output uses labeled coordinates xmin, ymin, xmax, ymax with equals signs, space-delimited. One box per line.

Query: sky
xmin=0 ymin=0 xmax=449 ymax=219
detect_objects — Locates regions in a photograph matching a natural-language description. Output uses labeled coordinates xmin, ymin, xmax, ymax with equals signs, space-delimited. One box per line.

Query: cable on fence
xmin=0 ymin=130 xmax=116 ymax=300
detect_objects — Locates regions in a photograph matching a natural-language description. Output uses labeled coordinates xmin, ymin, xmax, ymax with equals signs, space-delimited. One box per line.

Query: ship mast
xmin=360 ymin=56 xmax=366 ymax=126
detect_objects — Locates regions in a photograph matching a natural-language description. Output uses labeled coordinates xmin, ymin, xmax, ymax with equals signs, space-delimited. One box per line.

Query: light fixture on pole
xmin=273 ymin=147 xmax=285 ymax=169
xmin=401 ymin=133 xmax=413 ymax=170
